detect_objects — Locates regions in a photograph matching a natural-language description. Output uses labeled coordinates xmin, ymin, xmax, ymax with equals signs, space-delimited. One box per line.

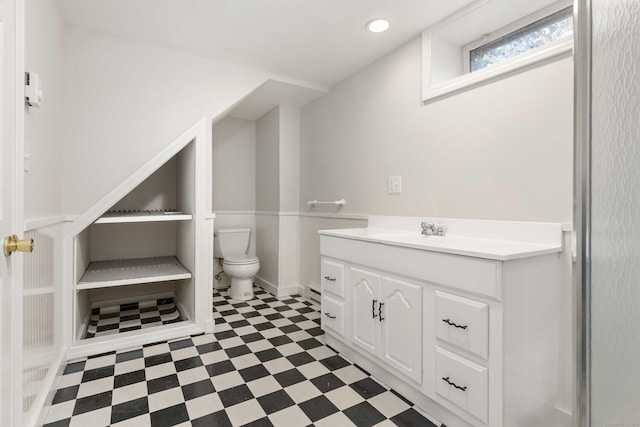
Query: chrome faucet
xmin=421 ymin=222 xmax=446 ymax=236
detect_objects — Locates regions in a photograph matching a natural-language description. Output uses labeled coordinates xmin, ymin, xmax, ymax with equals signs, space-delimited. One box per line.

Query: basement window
xmin=467 ymin=7 xmax=573 ymax=72
xmin=422 ymin=0 xmax=574 ymax=104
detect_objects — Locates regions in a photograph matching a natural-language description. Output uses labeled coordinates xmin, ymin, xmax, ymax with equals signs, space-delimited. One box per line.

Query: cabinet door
xmin=380 ymin=276 xmax=423 ymax=384
xmin=350 ymin=267 xmax=381 ymax=356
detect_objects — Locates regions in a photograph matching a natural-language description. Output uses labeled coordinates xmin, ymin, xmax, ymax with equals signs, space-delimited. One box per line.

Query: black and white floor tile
xmin=86 ymin=298 xmax=182 ymax=339
xmin=44 ymin=288 xmax=441 ymax=426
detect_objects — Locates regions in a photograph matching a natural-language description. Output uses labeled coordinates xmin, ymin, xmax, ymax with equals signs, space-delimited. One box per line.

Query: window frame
xmin=462 ymin=4 xmax=573 ymax=73
xmin=421 ymin=0 xmax=573 ymax=104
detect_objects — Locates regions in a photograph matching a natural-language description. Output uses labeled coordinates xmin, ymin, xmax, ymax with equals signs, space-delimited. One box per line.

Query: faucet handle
xmin=421 ymin=221 xmax=435 ymax=235
xmin=421 ymin=221 xmax=445 ymax=236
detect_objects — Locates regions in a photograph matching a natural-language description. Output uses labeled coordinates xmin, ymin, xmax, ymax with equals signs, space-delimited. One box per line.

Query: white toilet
xmin=214 ymin=227 xmax=260 ymax=301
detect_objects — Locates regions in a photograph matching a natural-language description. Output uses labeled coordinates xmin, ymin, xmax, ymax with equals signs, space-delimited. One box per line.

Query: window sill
xmin=422 ymin=36 xmax=572 ymax=104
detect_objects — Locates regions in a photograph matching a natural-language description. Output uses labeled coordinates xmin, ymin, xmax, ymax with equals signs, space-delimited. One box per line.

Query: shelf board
xmin=94 ymin=211 xmax=192 ymax=224
xmin=77 ymin=256 xmax=191 ymax=290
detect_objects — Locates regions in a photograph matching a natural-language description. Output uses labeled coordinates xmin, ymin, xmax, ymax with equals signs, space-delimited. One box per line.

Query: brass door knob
xmin=3 ymin=235 xmax=35 ymax=257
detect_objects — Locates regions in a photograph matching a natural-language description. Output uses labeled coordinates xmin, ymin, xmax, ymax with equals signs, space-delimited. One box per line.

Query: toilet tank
xmin=214 ymin=227 xmax=251 ymax=258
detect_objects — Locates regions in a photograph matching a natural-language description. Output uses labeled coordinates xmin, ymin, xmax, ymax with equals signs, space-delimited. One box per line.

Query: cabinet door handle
xmin=324 ymin=276 xmax=336 ymax=282
xmin=378 ymin=302 xmax=384 ymax=322
xmin=324 ymin=312 xmax=337 ymax=319
xmin=372 ymin=299 xmax=378 ymax=318
xmin=442 ymin=376 xmax=467 ymax=391
xmin=442 ymin=318 xmax=467 ymax=329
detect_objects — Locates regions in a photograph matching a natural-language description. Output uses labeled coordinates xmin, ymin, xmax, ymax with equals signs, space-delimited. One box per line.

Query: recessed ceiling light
xmin=366 ymin=18 xmax=390 ymax=33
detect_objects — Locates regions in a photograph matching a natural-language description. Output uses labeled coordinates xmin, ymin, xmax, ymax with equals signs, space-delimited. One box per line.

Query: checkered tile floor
xmin=86 ymin=298 xmax=182 ymax=339
xmin=44 ymin=287 xmax=441 ymax=426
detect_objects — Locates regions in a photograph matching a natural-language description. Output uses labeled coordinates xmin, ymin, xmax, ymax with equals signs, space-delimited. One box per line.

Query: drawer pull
xmin=379 ymin=302 xmax=385 ymax=322
xmin=372 ymin=299 xmax=378 ymax=318
xmin=442 ymin=318 xmax=468 ymax=330
xmin=442 ymin=376 xmax=467 ymax=391
xmin=324 ymin=276 xmax=337 ymax=282
xmin=324 ymin=312 xmax=337 ymax=319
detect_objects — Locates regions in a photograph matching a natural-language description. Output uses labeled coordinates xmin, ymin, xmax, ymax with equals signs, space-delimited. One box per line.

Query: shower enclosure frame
xmin=573 ymin=0 xmax=590 ymax=426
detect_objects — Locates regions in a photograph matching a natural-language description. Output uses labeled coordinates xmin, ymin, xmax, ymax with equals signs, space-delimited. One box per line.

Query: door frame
xmin=1 ymin=0 xmax=25 ymax=424
xmin=573 ymin=0 xmax=591 ymax=426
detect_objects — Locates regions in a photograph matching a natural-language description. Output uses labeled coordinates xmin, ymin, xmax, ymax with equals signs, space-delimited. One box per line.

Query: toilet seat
xmin=223 ymin=254 xmax=259 ymax=265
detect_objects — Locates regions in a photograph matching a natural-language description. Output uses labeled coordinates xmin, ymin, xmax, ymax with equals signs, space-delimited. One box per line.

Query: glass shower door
xmin=589 ymin=0 xmax=640 ymax=424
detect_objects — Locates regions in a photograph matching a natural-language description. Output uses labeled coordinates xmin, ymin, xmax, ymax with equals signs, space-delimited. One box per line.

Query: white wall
xmin=24 ymin=1 xmax=66 ymax=425
xmin=255 ymin=107 xmax=280 ymax=212
xmin=62 ymin=28 xmax=270 ymax=216
xmin=25 ymin=0 xmax=65 ymax=221
xmin=212 ymin=118 xmax=256 ymax=211
xmin=300 ymin=37 xmax=573 ymax=223
xmin=112 ymin=157 xmax=177 ymax=212
xmin=279 ymin=107 xmax=300 ymax=212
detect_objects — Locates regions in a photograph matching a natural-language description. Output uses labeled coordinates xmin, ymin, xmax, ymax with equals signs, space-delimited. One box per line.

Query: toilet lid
xmin=223 ymin=254 xmax=259 ymax=265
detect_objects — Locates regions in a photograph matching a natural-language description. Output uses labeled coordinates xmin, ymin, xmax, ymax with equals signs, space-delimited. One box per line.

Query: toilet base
xmin=229 ymin=278 xmax=254 ymax=301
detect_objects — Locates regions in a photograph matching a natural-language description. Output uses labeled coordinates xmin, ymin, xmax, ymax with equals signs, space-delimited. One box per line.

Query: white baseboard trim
xmin=30 ymin=348 xmax=67 ymax=427
xmin=276 ymin=284 xmax=302 ymax=298
xmin=254 ymin=276 xmax=278 ymax=296
xmin=254 ymin=276 xmax=301 ymax=298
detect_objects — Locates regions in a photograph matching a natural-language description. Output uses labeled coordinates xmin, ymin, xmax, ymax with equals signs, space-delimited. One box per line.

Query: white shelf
xmin=94 ymin=210 xmax=192 ymax=224
xmin=77 ymin=256 xmax=191 ymax=290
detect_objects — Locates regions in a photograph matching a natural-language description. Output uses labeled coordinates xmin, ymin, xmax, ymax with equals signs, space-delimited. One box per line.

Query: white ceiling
xmin=56 ymin=0 xmax=475 ymax=88
xmin=225 ymin=80 xmax=326 ymax=121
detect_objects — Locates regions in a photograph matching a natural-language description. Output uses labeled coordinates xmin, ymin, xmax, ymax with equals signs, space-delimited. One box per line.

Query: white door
xmin=0 ymin=0 xmax=24 ymax=425
xmin=380 ymin=276 xmax=422 ymax=383
xmin=350 ymin=267 xmax=381 ymax=355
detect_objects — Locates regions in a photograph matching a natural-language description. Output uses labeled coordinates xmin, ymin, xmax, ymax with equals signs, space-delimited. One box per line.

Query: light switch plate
xmin=388 ymin=176 xmax=402 ymax=194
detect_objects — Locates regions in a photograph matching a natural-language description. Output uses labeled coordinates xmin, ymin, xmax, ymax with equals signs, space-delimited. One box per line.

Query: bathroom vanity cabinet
xmin=319 ymin=217 xmax=567 ymax=427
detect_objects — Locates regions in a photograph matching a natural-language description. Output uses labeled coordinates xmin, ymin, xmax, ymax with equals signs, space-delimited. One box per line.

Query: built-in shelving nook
xmin=66 ymin=119 xmax=213 ymax=358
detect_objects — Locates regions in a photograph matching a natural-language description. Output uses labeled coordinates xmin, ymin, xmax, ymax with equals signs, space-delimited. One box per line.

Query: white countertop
xmin=318 ymin=227 xmax=563 ymax=261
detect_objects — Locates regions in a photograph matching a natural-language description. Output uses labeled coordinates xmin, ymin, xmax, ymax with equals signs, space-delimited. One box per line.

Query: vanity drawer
xmin=321 ymin=258 xmax=345 ymax=298
xmin=436 ymin=347 xmax=488 ymax=424
xmin=436 ymin=291 xmax=488 ymax=359
xmin=321 ymin=295 xmax=346 ymax=338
